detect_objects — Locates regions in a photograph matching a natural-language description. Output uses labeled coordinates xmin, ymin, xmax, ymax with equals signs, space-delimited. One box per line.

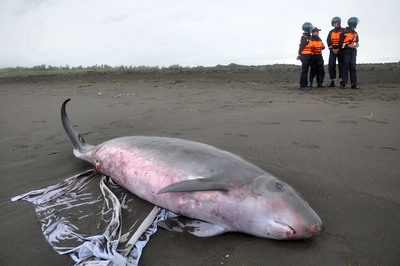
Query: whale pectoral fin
xmin=157 ymin=178 xmax=234 ymax=194
xmin=158 ymin=217 xmax=227 ymax=237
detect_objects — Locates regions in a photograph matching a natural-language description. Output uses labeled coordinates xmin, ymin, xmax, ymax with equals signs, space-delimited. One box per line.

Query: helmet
xmin=331 ymin=16 xmax=341 ymax=26
xmin=302 ymin=22 xmax=313 ymax=32
xmin=348 ymin=17 xmax=359 ymax=28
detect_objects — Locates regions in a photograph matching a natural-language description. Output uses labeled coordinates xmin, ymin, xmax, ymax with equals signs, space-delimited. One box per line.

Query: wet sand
xmin=1 ymin=64 xmax=399 ymax=265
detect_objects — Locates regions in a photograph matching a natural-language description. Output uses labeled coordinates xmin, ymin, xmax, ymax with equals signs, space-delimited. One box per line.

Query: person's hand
xmin=296 ymin=56 xmax=300 ymax=60
xmin=348 ymin=43 xmax=358 ymax=48
xmin=333 ymin=49 xmax=339 ymax=55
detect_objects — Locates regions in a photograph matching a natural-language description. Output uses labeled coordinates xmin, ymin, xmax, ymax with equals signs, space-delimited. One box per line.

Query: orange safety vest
xmin=343 ymin=32 xmax=358 ymax=45
xmin=330 ymin=31 xmax=342 ymax=46
xmin=310 ymin=39 xmax=324 ymax=55
xmin=300 ymin=36 xmax=313 ymax=55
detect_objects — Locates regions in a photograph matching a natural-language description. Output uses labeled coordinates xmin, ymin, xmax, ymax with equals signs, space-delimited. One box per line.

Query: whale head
xmin=245 ymin=175 xmax=324 ymax=240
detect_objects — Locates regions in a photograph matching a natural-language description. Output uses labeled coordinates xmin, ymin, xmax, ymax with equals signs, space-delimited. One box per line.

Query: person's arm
xmin=298 ymin=36 xmax=307 ymax=55
xmin=339 ymin=30 xmax=346 ymax=48
xmin=327 ymin=31 xmax=333 ymax=49
xmin=356 ymin=32 xmax=359 ymax=46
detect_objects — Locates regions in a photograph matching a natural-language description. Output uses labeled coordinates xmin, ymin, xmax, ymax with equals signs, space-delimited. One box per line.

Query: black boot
xmin=351 ymin=83 xmax=358 ymax=89
xmin=328 ymin=80 xmax=335 ymax=87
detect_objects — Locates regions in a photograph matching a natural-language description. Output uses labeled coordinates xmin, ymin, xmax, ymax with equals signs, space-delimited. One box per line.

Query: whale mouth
xmin=288 ymin=225 xmax=296 ymax=235
xmin=275 ymin=221 xmax=297 ymax=235
xmin=273 ymin=221 xmax=296 ymax=238
xmin=271 ymin=221 xmax=324 ymax=239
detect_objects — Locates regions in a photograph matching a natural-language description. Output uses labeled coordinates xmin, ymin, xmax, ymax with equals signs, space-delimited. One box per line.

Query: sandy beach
xmin=1 ymin=64 xmax=399 ymax=265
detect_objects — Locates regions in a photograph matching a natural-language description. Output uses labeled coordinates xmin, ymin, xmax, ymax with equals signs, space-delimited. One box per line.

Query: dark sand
xmin=1 ymin=64 xmax=399 ymax=265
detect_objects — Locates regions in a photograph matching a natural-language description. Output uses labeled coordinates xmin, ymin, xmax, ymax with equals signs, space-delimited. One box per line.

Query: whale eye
xmin=276 ymin=182 xmax=283 ymax=190
xmin=252 ymin=176 xmax=286 ymax=196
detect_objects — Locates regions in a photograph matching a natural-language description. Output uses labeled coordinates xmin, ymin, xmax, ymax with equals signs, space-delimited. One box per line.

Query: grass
xmin=0 ymin=64 xmax=183 ymax=77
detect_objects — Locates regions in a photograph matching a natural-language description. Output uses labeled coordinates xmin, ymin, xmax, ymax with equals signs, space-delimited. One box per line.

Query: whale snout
xmin=308 ymin=222 xmax=324 ymax=236
xmin=292 ymin=220 xmax=324 ymax=239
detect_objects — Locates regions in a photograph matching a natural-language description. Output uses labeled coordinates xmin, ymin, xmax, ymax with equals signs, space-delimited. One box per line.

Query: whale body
xmin=61 ymin=99 xmax=324 ymax=239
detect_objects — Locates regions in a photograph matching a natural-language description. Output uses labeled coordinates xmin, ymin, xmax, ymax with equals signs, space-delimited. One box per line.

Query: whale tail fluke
xmin=61 ymin=99 xmax=95 ymax=162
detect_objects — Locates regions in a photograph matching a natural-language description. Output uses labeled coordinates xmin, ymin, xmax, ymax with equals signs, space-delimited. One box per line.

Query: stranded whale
xmin=61 ymin=99 xmax=324 ymax=239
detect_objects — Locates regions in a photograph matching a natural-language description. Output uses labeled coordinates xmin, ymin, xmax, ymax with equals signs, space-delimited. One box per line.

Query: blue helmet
xmin=331 ymin=16 xmax=341 ymax=26
xmin=302 ymin=22 xmax=313 ymax=32
xmin=348 ymin=17 xmax=359 ymax=28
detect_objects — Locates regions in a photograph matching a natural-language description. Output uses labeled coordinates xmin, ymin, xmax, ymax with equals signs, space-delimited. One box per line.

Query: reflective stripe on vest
xmin=343 ymin=32 xmax=357 ymax=45
xmin=301 ymin=37 xmax=313 ymax=55
xmin=310 ymin=40 xmax=324 ymax=55
xmin=330 ymin=31 xmax=342 ymax=46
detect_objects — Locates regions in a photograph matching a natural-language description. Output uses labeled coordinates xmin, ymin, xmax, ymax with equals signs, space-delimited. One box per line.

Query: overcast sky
xmin=1 ymin=0 xmax=399 ymax=68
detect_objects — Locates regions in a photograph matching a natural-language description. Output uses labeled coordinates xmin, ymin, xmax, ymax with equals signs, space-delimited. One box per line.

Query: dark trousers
xmin=300 ymin=54 xmax=312 ymax=87
xmin=341 ymin=48 xmax=357 ymax=86
xmin=328 ymin=50 xmax=343 ymax=80
xmin=310 ymin=54 xmax=325 ymax=85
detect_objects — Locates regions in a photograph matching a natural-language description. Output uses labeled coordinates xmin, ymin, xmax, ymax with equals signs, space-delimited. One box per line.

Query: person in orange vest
xmin=296 ymin=22 xmax=313 ymax=90
xmin=309 ymin=27 xmax=325 ymax=87
xmin=327 ymin=17 xmax=344 ymax=87
xmin=339 ymin=17 xmax=360 ymax=89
